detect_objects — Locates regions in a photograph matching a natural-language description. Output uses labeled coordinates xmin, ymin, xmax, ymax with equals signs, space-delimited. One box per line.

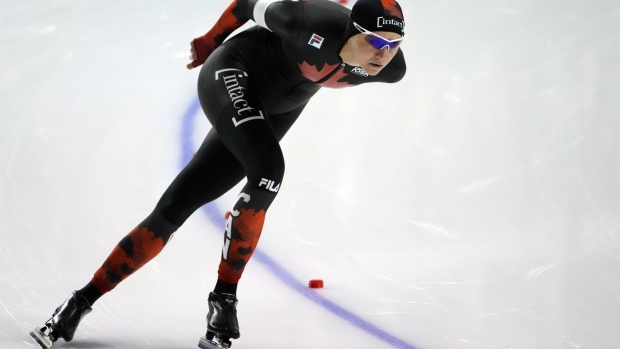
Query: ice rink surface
xmin=2 ymin=0 xmax=620 ymax=348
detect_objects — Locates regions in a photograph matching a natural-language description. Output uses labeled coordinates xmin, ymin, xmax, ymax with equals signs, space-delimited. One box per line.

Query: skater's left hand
xmin=186 ymin=35 xmax=215 ymax=70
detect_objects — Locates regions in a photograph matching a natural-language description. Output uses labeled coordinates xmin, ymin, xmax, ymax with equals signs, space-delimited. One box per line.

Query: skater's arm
xmin=187 ymin=0 xmax=303 ymax=69
xmin=187 ymin=0 xmax=254 ymax=70
xmin=251 ymin=0 xmax=304 ymax=43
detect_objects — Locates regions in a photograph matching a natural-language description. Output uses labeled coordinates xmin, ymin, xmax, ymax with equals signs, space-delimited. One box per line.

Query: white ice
xmin=2 ymin=1 xmax=620 ymax=348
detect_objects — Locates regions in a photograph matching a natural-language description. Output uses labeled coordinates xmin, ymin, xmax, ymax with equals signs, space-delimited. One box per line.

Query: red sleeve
xmin=189 ymin=1 xmax=250 ymax=68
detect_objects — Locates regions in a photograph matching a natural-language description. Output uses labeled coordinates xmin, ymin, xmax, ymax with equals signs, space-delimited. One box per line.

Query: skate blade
xmin=198 ymin=336 xmax=231 ymax=349
xmin=29 ymin=328 xmax=53 ymax=349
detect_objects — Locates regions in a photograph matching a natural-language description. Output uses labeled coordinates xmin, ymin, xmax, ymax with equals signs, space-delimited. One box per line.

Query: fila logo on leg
xmin=259 ymin=178 xmax=280 ymax=192
xmin=308 ymin=33 xmax=324 ymax=49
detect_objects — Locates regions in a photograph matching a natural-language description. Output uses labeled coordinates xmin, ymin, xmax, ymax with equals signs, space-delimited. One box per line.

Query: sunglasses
xmin=353 ymin=22 xmax=404 ymax=51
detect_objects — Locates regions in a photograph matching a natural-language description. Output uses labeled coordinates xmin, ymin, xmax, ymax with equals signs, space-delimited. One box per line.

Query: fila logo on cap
xmin=308 ymin=33 xmax=324 ymax=49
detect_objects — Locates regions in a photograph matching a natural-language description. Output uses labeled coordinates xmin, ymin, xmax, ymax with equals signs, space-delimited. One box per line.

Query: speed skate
xmin=198 ymin=331 xmax=233 ymax=349
xmin=198 ymin=292 xmax=240 ymax=348
xmin=29 ymin=325 xmax=56 ymax=349
xmin=29 ymin=291 xmax=93 ymax=349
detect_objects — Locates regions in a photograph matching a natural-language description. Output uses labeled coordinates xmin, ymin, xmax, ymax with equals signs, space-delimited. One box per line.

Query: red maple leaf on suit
xmin=298 ymin=61 xmax=340 ymax=81
xmin=319 ymin=67 xmax=353 ymax=88
xmin=298 ymin=61 xmax=353 ymax=88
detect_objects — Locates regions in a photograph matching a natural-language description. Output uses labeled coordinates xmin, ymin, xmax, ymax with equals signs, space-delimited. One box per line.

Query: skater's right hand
xmin=186 ymin=35 xmax=215 ymax=70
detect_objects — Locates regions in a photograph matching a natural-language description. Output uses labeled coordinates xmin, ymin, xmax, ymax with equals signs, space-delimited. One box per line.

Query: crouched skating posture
xmin=30 ymin=0 xmax=406 ymax=347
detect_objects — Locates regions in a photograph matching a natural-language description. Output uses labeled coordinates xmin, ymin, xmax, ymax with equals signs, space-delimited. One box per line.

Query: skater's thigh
xmin=156 ymin=128 xmax=246 ymax=225
xmin=269 ymin=102 xmax=308 ymax=141
xmin=198 ymin=55 xmax=284 ymax=180
xmin=156 ymin=98 xmax=306 ymax=225
xmin=197 ymin=45 xmax=266 ymax=130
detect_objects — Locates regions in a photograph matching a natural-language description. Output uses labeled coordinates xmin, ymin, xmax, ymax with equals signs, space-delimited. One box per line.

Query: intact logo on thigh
xmin=215 ymin=68 xmax=265 ymax=127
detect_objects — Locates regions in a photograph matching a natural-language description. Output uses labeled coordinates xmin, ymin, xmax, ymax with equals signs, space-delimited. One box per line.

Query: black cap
xmin=350 ymin=0 xmax=405 ymax=36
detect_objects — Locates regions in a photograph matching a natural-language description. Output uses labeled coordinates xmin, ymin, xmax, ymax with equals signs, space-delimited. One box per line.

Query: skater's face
xmin=347 ymin=23 xmax=403 ymax=76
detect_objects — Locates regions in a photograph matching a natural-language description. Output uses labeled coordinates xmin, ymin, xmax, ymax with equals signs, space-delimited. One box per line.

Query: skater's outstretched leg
xmin=30 ymin=132 xmax=248 ymax=348
xmin=78 ymin=129 xmax=248 ymax=302
xmin=30 ymin=209 xmax=179 ymax=348
xmin=90 ymin=207 xmax=181 ymax=295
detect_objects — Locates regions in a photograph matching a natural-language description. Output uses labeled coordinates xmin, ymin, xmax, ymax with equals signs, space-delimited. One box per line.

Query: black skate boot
xmin=30 ymin=291 xmax=92 ymax=349
xmin=198 ymin=292 xmax=240 ymax=349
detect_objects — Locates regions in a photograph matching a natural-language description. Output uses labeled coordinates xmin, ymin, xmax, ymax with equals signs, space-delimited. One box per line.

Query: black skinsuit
xmin=161 ymin=0 xmax=406 ymax=283
xmin=94 ymin=0 xmax=407 ymax=291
